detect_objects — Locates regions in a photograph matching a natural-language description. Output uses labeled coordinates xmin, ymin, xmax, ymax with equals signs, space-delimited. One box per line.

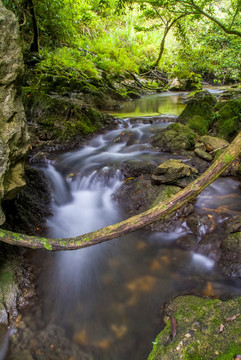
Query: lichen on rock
xmin=151 ymin=159 xmax=199 ymax=188
xmin=0 ymin=1 xmax=29 ymax=225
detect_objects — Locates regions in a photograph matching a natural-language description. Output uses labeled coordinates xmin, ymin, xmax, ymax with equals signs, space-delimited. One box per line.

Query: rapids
xmin=5 ymin=90 xmax=241 ymax=360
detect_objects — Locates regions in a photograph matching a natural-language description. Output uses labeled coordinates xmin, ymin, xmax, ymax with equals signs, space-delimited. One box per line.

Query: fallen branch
xmin=0 ymin=132 xmax=241 ymax=251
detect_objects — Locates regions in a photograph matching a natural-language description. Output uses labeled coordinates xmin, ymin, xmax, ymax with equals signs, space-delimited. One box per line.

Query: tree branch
xmin=0 ymin=132 xmax=241 ymax=251
xmin=177 ymin=0 xmax=241 ymax=37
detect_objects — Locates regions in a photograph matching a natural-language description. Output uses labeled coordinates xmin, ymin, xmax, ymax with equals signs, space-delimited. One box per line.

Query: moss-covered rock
xmin=24 ymin=62 xmax=131 ymax=111
xmin=168 ymin=71 xmax=202 ymax=91
xmin=194 ymin=148 xmax=213 ymax=162
xmin=148 ymin=295 xmax=241 ymax=360
xmin=0 ymin=259 xmax=19 ymax=325
xmin=151 ymin=159 xmax=199 ymax=188
xmin=187 ymin=115 xmax=210 ymax=135
xmin=150 ymin=123 xmax=197 ymax=152
xmin=0 ymin=242 xmax=34 ymax=326
xmin=23 ymin=89 xmax=116 ymax=151
xmin=213 ymin=99 xmax=241 ymax=141
xmin=178 ymin=91 xmax=217 ymax=135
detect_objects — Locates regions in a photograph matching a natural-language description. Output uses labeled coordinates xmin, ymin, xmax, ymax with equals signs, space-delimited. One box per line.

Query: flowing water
xmin=6 ymin=91 xmax=241 ymax=360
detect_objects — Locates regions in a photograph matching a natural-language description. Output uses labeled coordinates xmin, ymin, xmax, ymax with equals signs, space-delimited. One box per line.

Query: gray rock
xmin=0 ymin=1 xmax=29 ymax=224
xmin=201 ymin=135 xmax=229 ymax=152
xmin=218 ymin=232 xmax=241 ymax=278
xmin=120 ymin=160 xmax=156 ymax=178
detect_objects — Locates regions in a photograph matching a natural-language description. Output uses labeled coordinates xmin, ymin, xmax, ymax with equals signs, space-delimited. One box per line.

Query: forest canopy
xmin=2 ymin=0 xmax=241 ymax=83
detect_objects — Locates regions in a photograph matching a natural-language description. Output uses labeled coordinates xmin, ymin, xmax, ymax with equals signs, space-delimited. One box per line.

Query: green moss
xmin=218 ymin=116 xmax=239 ymax=141
xmin=0 ymin=268 xmax=14 ymax=288
xmin=151 ymin=123 xmax=197 ymax=152
xmin=152 ymin=186 xmax=181 ymax=207
xmin=0 ymin=231 xmax=6 ymax=238
xmin=214 ymin=99 xmax=241 ymax=141
xmin=35 ymin=237 xmax=53 ymax=251
xmin=187 ymin=115 xmax=209 ymax=135
xmin=148 ymin=296 xmax=241 ymax=360
xmin=178 ymin=91 xmax=216 ymax=130
xmin=23 ymin=88 xmax=113 ymax=143
xmin=223 ymin=153 xmax=234 ymax=164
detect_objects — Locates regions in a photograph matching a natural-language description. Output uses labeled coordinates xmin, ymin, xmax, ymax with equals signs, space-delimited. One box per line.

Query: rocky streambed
xmin=1 ymin=87 xmax=240 ymax=359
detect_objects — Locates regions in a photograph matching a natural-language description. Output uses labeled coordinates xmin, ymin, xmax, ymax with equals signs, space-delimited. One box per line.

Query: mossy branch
xmin=1 ymin=131 xmax=241 ymax=251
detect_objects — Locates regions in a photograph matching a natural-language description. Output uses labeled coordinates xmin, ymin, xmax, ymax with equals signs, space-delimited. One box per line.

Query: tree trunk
xmin=154 ymin=26 xmax=169 ymax=67
xmin=28 ymin=0 xmax=39 ymax=52
xmin=153 ymin=13 xmax=190 ymax=68
xmin=1 ymin=131 xmax=241 ymax=251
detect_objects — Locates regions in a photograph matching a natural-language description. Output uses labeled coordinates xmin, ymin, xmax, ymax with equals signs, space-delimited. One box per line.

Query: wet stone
xmin=194 ymin=148 xmax=213 ymax=162
xmin=120 ymin=160 xmax=156 ymax=178
xmin=218 ymin=232 xmax=241 ymax=278
xmin=151 ymin=159 xmax=198 ymax=188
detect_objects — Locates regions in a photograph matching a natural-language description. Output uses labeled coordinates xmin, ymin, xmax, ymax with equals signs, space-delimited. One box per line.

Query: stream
xmin=6 ymin=90 xmax=241 ymax=360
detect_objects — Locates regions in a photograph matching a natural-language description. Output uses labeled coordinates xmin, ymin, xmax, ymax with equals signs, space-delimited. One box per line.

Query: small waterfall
xmin=46 ymin=166 xmax=123 ymax=238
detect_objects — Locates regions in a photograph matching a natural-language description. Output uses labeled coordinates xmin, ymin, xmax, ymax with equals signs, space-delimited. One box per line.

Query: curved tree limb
xmin=0 ymin=132 xmax=241 ymax=251
xmin=191 ymin=2 xmax=241 ymax=37
xmin=176 ymin=0 xmax=241 ymax=37
xmin=153 ymin=12 xmax=192 ymax=67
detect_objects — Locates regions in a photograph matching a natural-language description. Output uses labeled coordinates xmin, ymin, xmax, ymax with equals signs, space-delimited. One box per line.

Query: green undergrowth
xmin=24 ymin=54 xmax=130 ymax=102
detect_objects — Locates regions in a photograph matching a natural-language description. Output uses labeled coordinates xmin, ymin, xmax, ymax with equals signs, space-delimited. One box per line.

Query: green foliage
xmin=2 ymin=0 xmax=241 ymax=84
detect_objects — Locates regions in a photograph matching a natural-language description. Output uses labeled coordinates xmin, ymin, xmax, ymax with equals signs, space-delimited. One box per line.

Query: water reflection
xmin=111 ymin=92 xmax=186 ymax=117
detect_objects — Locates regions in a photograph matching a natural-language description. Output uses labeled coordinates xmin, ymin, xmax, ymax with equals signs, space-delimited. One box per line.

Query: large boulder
xmin=213 ymin=98 xmax=241 ymax=141
xmin=152 ymin=159 xmax=199 ymax=188
xmin=178 ymin=90 xmax=217 ymax=135
xmin=0 ymin=1 xmax=29 ymax=224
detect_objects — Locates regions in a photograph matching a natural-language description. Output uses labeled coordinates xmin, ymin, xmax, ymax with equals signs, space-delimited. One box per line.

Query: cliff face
xmin=0 ymin=1 xmax=29 ymax=224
